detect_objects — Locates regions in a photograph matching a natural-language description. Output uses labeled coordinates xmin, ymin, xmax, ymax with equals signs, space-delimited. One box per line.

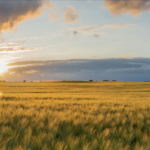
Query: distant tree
xmin=89 ymin=80 xmax=93 ymax=81
xmin=0 ymin=80 xmax=6 ymax=82
xmin=103 ymin=80 xmax=109 ymax=81
xmin=23 ymin=80 xmax=26 ymax=82
xmin=112 ymin=80 xmax=117 ymax=81
xmin=40 ymin=81 xmax=42 ymax=82
xmin=31 ymin=81 xmax=33 ymax=82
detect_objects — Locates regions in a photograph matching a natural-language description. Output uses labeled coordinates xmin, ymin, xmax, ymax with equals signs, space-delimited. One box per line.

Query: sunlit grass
xmin=0 ymin=81 xmax=150 ymax=149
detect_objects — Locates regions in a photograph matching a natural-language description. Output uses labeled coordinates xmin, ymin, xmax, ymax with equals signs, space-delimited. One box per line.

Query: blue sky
xmin=0 ymin=0 xmax=150 ymax=81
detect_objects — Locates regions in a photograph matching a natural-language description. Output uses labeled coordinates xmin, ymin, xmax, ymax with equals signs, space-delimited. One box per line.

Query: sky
xmin=0 ymin=0 xmax=150 ymax=81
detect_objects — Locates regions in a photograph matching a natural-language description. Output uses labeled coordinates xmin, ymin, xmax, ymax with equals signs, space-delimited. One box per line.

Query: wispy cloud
xmin=10 ymin=36 xmax=45 ymax=42
xmin=102 ymin=0 xmax=150 ymax=16
xmin=0 ymin=42 xmax=43 ymax=53
xmin=119 ymin=55 xmax=133 ymax=58
xmin=49 ymin=11 xmax=59 ymax=20
xmin=61 ymin=6 xmax=79 ymax=23
xmin=23 ymin=70 xmax=39 ymax=74
xmin=70 ymin=24 xmax=132 ymax=33
xmin=67 ymin=24 xmax=131 ymax=37
xmin=92 ymin=34 xmax=100 ymax=38
xmin=91 ymin=56 xmax=96 ymax=58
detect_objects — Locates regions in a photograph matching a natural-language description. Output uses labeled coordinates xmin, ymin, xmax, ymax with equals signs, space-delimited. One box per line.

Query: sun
xmin=0 ymin=92 xmax=3 ymax=99
xmin=0 ymin=60 xmax=8 ymax=74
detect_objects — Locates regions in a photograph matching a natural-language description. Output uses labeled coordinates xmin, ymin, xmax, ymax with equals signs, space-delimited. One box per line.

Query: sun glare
xmin=0 ymin=61 xmax=8 ymax=74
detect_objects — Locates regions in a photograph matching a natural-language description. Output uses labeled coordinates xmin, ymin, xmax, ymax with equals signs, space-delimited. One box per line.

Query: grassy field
xmin=0 ymin=81 xmax=150 ymax=150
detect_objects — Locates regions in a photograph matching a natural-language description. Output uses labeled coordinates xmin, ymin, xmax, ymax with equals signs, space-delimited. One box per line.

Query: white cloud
xmin=0 ymin=42 xmax=44 ymax=53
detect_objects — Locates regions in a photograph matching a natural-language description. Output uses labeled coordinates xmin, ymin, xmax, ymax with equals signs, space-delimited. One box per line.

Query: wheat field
xmin=0 ymin=81 xmax=150 ymax=150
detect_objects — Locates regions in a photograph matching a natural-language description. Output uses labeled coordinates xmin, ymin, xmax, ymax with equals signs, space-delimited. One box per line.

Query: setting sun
xmin=0 ymin=61 xmax=8 ymax=74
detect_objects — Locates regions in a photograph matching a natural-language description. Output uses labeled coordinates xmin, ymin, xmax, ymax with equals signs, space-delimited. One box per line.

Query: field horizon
xmin=3 ymin=80 xmax=150 ymax=83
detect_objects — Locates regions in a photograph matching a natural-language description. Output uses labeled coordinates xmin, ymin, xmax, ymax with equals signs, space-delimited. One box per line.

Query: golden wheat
xmin=0 ymin=81 xmax=150 ymax=149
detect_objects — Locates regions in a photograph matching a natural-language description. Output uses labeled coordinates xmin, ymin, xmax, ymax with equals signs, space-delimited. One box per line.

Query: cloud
xmin=70 ymin=24 xmax=132 ymax=33
xmin=67 ymin=24 xmax=131 ymax=37
xmin=4 ymin=58 xmax=150 ymax=81
xmin=49 ymin=11 xmax=59 ymax=20
xmin=0 ymin=0 xmax=54 ymax=33
xmin=10 ymin=36 xmax=45 ymax=42
xmin=119 ymin=55 xmax=133 ymax=58
xmin=92 ymin=34 xmax=100 ymax=38
xmin=23 ymin=70 xmax=39 ymax=74
xmin=73 ymin=31 xmax=78 ymax=35
xmin=0 ymin=42 xmax=43 ymax=53
xmin=102 ymin=0 xmax=150 ymax=16
xmin=91 ymin=56 xmax=96 ymax=58
xmin=7 ymin=60 xmax=59 ymax=67
xmin=61 ymin=6 xmax=79 ymax=23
